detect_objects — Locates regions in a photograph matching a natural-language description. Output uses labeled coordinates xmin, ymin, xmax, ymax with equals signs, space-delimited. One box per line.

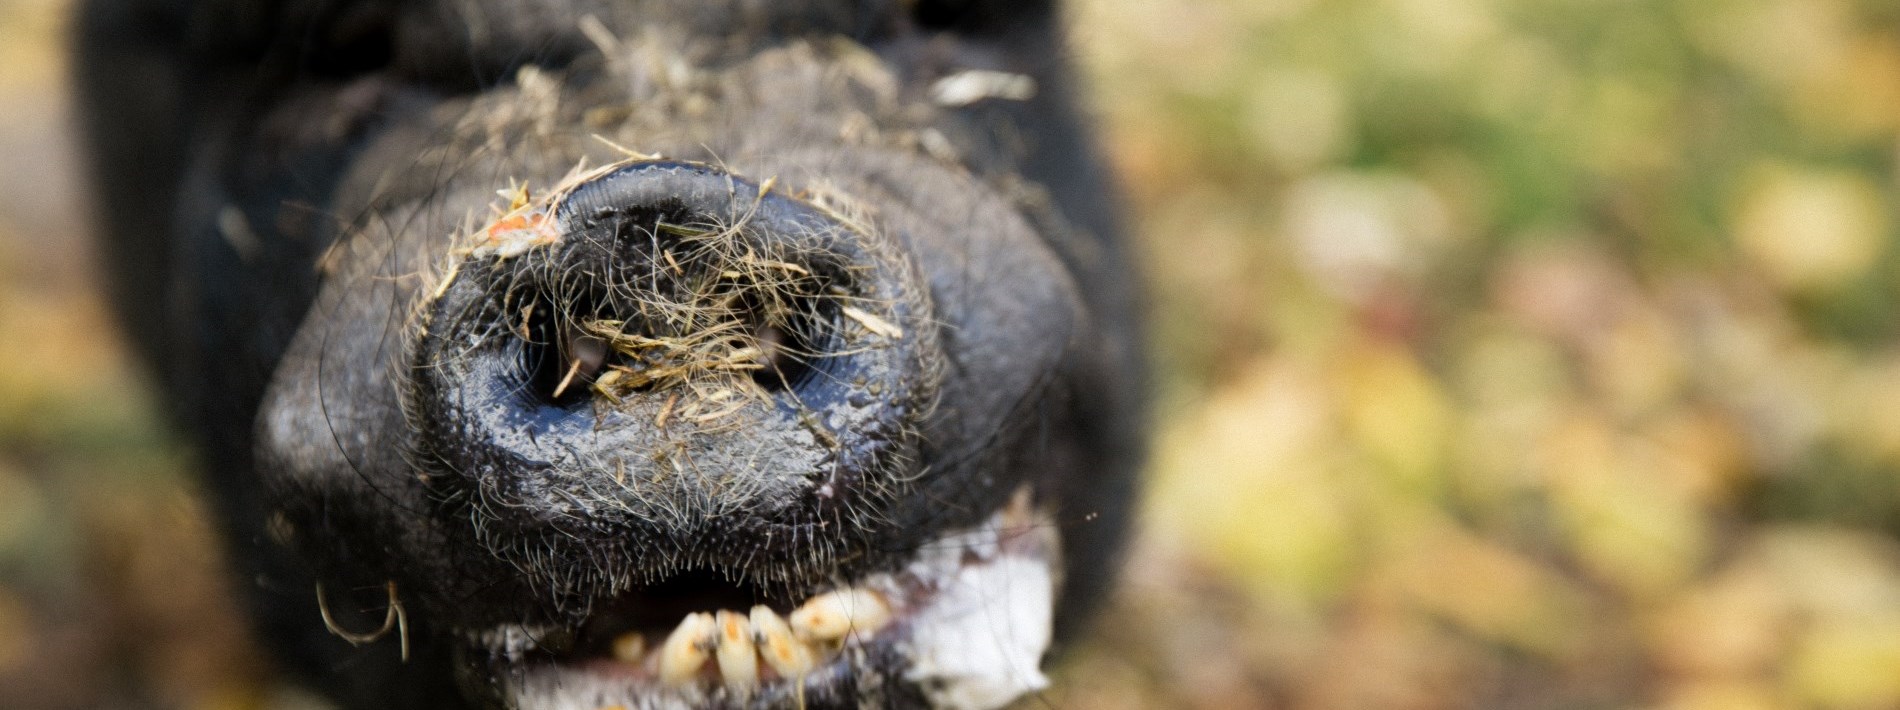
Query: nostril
xmin=753 ymin=323 xmax=789 ymax=389
xmin=519 ymin=297 xmax=618 ymax=409
xmin=749 ymin=319 xmax=819 ymax=394
xmin=558 ymin=326 xmax=609 ymax=395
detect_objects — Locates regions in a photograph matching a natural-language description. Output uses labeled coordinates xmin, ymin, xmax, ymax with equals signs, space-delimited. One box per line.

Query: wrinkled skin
xmin=74 ymin=1 xmax=1144 ymax=708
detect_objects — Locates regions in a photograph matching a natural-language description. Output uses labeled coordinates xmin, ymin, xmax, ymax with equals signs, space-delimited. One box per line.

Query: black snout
xmin=408 ymin=161 xmax=940 ymax=587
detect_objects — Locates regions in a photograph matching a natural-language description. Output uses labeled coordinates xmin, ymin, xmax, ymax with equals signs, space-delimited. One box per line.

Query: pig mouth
xmin=461 ymin=487 xmax=1060 ymax=710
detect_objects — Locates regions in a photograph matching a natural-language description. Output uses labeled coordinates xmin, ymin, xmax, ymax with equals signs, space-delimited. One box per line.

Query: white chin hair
xmin=901 ymin=554 xmax=1055 ymax=710
xmin=892 ymin=487 xmax=1062 ymax=710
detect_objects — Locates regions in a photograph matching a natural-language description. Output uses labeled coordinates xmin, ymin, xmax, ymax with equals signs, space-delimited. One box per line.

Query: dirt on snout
xmin=19 ymin=0 xmax=1900 ymax=709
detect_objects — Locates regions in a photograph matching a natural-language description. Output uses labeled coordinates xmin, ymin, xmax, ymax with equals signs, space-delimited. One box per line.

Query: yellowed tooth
xmin=750 ymin=605 xmax=816 ymax=676
xmin=714 ymin=610 xmax=759 ymax=692
xmin=659 ymin=612 xmax=716 ymax=684
xmin=611 ymin=632 xmax=646 ymax=664
xmin=789 ymin=588 xmax=891 ymax=642
xmin=1002 ymin=485 xmax=1036 ymax=529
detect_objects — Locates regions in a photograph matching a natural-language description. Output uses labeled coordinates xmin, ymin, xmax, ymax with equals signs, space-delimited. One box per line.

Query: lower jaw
xmin=472 ymin=487 xmax=1061 ymax=710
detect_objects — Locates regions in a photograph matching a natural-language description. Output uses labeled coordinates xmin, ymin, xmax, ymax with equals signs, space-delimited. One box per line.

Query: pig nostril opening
xmin=750 ymin=322 xmax=815 ymax=393
xmin=518 ymin=298 xmax=623 ymax=409
xmin=555 ymin=330 xmax=609 ymax=396
xmin=742 ymin=285 xmax=837 ymax=394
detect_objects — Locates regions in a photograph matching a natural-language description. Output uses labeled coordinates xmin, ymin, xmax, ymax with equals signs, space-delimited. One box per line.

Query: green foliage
xmin=1059 ymin=0 xmax=1900 ymax=707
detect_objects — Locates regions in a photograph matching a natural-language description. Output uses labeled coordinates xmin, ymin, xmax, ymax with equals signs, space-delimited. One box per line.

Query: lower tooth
xmin=1002 ymin=485 xmax=1036 ymax=529
xmin=750 ymin=605 xmax=816 ymax=676
xmin=789 ymin=588 xmax=892 ymax=642
xmin=714 ymin=610 xmax=759 ymax=691
xmin=611 ymin=632 xmax=646 ymax=664
xmin=659 ymin=613 xmax=716 ymax=684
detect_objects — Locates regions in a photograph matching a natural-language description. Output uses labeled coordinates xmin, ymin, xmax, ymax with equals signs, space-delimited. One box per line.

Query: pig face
xmin=75 ymin=1 xmax=1145 ymax=708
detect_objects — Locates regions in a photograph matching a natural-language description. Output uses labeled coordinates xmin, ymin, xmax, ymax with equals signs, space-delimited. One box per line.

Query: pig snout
xmin=408 ymin=161 xmax=938 ymax=546
xmin=80 ymin=0 xmax=1146 ymax=704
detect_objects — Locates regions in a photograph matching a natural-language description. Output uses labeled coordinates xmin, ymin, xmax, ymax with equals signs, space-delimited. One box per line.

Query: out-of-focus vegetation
xmin=7 ymin=0 xmax=1900 ymax=707
xmin=1051 ymin=0 xmax=1900 ymax=708
xmin=0 ymin=1 xmax=272 ymax=708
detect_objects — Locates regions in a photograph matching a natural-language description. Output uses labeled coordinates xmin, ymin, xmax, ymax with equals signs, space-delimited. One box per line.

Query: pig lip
xmin=461 ymin=489 xmax=1060 ymax=710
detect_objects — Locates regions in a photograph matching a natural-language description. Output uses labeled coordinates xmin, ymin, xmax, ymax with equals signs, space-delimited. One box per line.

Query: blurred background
xmin=6 ymin=0 xmax=1900 ymax=707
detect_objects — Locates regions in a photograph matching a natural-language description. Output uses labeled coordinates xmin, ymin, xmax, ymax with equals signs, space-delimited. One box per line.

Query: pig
xmin=72 ymin=1 xmax=1145 ymax=708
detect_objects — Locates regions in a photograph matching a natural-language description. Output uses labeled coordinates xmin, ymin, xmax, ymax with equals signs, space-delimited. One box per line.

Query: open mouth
xmin=466 ymin=488 xmax=1060 ymax=710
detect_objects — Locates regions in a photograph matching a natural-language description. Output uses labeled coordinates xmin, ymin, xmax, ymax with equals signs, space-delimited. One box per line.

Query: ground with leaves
xmin=8 ymin=0 xmax=1900 ymax=708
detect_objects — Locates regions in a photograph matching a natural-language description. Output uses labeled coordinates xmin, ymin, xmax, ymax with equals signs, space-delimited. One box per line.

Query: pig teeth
xmin=789 ymin=588 xmax=891 ymax=642
xmin=1001 ymin=485 xmax=1036 ymax=529
xmin=659 ymin=612 xmax=716 ymax=684
xmin=610 ymin=632 xmax=646 ymax=664
xmin=749 ymin=605 xmax=816 ymax=677
xmin=625 ymin=593 xmax=891 ymax=690
xmin=714 ymin=610 xmax=759 ymax=692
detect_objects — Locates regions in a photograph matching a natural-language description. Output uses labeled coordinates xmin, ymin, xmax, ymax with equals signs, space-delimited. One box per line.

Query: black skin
xmin=73 ymin=1 xmax=1145 ymax=707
